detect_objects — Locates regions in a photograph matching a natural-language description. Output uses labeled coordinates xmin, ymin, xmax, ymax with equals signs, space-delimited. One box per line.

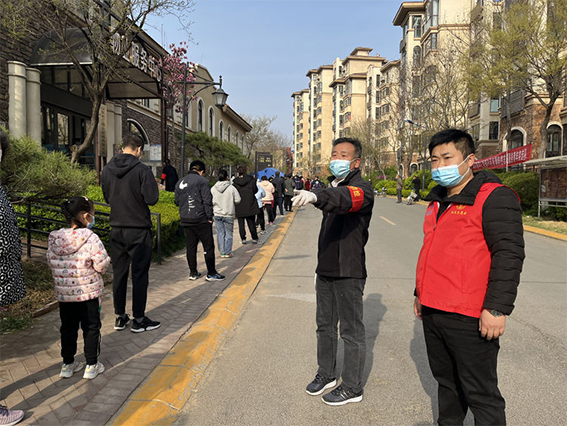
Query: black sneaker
xmin=131 ymin=317 xmax=161 ymax=333
xmin=206 ymin=273 xmax=225 ymax=282
xmin=306 ymin=374 xmax=337 ymax=396
xmin=321 ymin=385 xmax=363 ymax=406
xmin=189 ymin=272 xmax=202 ymax=281
xmin=114 ymin=315 xmax=131 ymax=330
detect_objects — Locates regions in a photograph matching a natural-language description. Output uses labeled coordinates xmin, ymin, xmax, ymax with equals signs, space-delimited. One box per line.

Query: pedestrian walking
xmin=414 ymin=129 xmax=525 ymax=425
xmin=0 ymin=130 xmax=26 ymax=426
xmin=47 ymin=196 xmax=110 ymax=380
xmin=259 ymin=176 xmax=275 ymax=225
xmin=233 ymin=166 xmax=260 ymax=244
xmin=395 ymin=174 xmax=403 ymax=203
xmin=293 ymin=174 xmax=304 ymax=190
xmin=310 ymin=176 xmax=324 ymax=191
xmin=161 ymin=159 xmax=179 ymax=192
xmin=412 ymin=173 xmax=421 ymax=201
xmin=211 ymin=169 xmax=241 ymax=258
xmin=271 ymin=171 xmax=285 ymax=215
xmin=101 ymin=133 xmax=161 ymax=333
xmin=292 ymin=137 xmax=374 ymax=406
xmin=283 ymin=174 xmax=295 ymax=212
xmin=176 ymin=160 xmax=225 ymax=282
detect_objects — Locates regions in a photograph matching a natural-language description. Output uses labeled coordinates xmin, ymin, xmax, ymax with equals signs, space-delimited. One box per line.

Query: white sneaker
xmin=83 ymin=362 xmax=105 ymax=380
xmin=59 ymin=361 xmax=85 ymax=378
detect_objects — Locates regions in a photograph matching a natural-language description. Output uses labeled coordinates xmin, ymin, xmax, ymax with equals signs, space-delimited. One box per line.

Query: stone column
xmin=8 ymin=61 xmax=27 ymax=138
xmin=112 ymin=104 xmax=123 ymax=158
xmin=26 ymin=67 xmax=41 ymax=142
xmin=106 ymin=102 xmax=115 ymax=160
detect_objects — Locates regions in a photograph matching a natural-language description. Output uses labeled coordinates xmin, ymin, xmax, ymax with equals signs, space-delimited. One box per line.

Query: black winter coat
xmin=313 ymin=168 xmax=374 ymax=279
xmin=233 ymin=175 xmax=260 ymax=217
xmin=175 ymin=171 xmax=213 ymax=225
xmin=424 ymin=170 xmax=525 ymax=314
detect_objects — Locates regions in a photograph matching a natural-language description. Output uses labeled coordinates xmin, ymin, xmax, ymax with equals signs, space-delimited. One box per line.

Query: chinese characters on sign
xmin=255 ymin=152 xmax=273 ymax=171
xmin=472 ymin=144 xmax=533 ymax=171
xmin=110 ymin=33 xmax=162 ymax=82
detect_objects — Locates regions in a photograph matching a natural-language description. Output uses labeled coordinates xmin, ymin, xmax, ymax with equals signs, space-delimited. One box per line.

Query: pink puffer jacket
xmin=47 ymin=228 xmax=111 ymax=302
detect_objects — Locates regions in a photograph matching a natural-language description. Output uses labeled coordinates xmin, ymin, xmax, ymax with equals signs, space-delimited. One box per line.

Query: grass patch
xmin=0 ymin=259 xmax=112 ymax=334
xmin=523 ymin=215 xmax=567 ymax=235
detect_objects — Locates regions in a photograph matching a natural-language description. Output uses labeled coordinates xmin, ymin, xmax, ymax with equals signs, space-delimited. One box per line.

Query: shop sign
xmin=110 ymin=33 xmax=162 ymax=82
xmin=473 ymin=144 xmax=532 ymax=171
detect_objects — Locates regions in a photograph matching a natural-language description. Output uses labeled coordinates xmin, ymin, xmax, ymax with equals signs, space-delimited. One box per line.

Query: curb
xmin=110 ymin=210 xmax=297 ymax=426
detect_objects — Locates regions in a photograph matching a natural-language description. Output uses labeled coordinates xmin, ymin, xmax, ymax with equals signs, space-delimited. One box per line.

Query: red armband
xmin=347 ymin=186 xmax=364 ymax=212
xmin=161 ymin=173 xmax=167 ymax=180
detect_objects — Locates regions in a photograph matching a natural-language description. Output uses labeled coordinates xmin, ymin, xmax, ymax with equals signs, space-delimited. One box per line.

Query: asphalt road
xmin=174 ymin=197 xmax=567 ymax=426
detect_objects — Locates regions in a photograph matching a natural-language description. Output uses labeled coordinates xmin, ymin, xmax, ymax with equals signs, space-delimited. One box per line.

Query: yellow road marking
xmin=380 ymin=216 xmax=396 ymax=226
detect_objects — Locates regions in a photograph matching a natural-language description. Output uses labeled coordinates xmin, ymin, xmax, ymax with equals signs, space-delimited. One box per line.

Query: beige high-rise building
xmin=291 ymin=89 xmax=310 ymax=176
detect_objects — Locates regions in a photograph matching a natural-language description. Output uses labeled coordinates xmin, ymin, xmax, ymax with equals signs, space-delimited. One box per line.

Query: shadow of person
xmin=361 ymin=292 xmax=386 ymax=388
xmin=410 ymin=316 xmax=437 ymax=425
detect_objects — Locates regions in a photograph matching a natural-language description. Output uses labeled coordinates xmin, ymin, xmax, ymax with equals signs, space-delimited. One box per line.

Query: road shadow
xmin=362 ymin=292 xmax=386 ymax=387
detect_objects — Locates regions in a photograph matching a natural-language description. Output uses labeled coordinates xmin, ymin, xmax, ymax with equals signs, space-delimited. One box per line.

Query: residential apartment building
xmin=291 ymin=89 xmax=310 ymax=175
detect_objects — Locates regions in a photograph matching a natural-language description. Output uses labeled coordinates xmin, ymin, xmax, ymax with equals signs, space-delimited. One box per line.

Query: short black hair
xmin=261 ymin=175 xmax=267 ymax=181
xmin=332 ymin=137 xmax=362 ymax=158
xmin=218 ymin=169 xmax=228 ymax=181
xmin=190 ymin=160 xmax=206 ymax=172
xmin=61 ymin=196 xmax=94 ymax=228
xmin=237 ymin=165 xmax=247 ymax=176
xmin=428 ymin=129 xmax=475 ymax=158
xmin=122 ymin=133 xmax=145 ymax=150
xmin=275 ymin=171 xmax=280 ymax=177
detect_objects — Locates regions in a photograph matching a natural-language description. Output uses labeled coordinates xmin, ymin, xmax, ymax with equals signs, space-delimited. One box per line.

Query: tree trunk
xmin=71 ymin=95 xmax=103 ymax=163
xmin=538 ymin=103 xmax=554 ymax=159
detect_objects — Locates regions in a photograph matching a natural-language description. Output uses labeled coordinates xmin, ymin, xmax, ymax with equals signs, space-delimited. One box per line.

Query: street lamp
xmin=179 ymin=63 xmax=229 ymax=176
xmin=405 ymin=119 xmax=428 ymax=193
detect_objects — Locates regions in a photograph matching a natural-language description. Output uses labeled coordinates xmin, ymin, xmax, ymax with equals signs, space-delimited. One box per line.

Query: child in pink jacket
xmin=47 ymin=196 xmax=110 ymax=380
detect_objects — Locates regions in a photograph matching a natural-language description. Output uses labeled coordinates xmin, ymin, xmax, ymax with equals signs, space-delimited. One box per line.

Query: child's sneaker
xmin=0 ymin=405 xmax=24 ymax=426
xmin=83 ymin=362 xmax=105 ymax=380
xmin=59 ymin=361 xmax=85 ymax=378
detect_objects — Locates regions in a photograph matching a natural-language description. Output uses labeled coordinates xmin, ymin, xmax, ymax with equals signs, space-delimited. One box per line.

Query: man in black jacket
xmin=293 ymin=137 xmax=374 ymax=406
xmin=101 ymin=133 xmax=161 ymax=333
xmin=271 ymin=171 xmax=285 ymax=216
xmin=233 ymin=166 xmax=260 ymax=244
xmin=414 ymin=129 xmax=525 ymax=425
xmin=175 ymin=160 xmax=224 ymax=282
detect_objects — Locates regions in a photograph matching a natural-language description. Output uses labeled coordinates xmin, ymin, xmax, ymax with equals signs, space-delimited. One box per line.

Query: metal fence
xmin=16 ymin=201 xmax=162 ymax=265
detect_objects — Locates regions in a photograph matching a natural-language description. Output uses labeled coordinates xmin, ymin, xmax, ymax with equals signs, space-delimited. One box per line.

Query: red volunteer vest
xmin=416 ymin=182 xmax=503 ymax=318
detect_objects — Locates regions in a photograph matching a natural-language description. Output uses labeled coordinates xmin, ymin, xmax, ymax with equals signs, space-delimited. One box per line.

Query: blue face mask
xmin=330 ymin=159 xmax=354 ymax=179
xmin=87 ymin=214 xmax=95 ymax=229
xmin=431 ymin=156 xmax=471 ymax=187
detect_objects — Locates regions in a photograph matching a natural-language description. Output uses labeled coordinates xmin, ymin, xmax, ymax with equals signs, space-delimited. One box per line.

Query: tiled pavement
xmin=1 ymin=215 xmax=289 ymax=425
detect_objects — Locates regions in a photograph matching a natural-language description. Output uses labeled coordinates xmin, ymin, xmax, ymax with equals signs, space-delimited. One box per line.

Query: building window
xmin=413 ymin=46 xmax=422 ymax=67
xmin=235 ymin=131 xmax=239 ymax=145
xmin=219 ymin=121 xmax=224 ymax=140
xmin=198 ymin=100 xmax=204 ymax=132
xmin=489 ymin=121 xmax=499 ymax=140
xmin=227 ymin=126 xmax=231 ymax=143
xmin=490 ymin=98 xmax=500 ymax=113
xmin=413 ymin=15 xmax=422 ymax=38
xmin=546 ymin=125 xmax=562 ymax=157
xmin=208 ymin=108 xmax=214 ymax=136
xmin=510 ymin=129 xmax=524 ymax=149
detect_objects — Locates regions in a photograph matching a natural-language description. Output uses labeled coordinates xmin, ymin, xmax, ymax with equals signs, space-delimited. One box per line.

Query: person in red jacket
xmin=414 ymin=129 xmax=525 ymax=425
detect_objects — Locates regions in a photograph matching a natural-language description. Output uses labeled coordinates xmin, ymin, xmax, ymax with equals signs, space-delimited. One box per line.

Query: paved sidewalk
xmin=0 ymin=213 xmax=290 ymax=426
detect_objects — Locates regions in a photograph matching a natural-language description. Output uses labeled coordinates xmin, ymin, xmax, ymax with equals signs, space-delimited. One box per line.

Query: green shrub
xmin=499 ymin=172 xmax=539 ymax=212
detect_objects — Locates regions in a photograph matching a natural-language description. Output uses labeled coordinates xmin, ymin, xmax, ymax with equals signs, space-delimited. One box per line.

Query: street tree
xmin=466 ymin=0 xmax=567 ymax=157
xmin=183 ymin=132 xmax=250 ymax=176
xmin=1 ymin=0 xmax=194 ymax=163
xmin=241 ymin=115 xmax=291 ymax=168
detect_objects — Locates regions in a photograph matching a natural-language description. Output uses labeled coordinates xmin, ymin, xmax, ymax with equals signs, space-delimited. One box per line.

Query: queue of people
xmin=0 ymin=127 xmax=525 ymax=425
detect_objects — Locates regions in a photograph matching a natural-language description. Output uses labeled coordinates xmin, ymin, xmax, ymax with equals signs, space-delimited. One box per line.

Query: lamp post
xmin=405 ymin=119 xmax=428 ymax=193
xmin=179 ymin=63 xmax=229 ymax=177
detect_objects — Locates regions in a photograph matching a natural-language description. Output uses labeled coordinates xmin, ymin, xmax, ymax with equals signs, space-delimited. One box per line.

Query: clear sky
xmin=146 ymin=0 xmax=405 ymax=143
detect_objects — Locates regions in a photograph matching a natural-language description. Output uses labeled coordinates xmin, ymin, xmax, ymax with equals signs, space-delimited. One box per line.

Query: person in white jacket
xmin=47 ymin=196 xmax=111 ymax=380
xmin=254 ymin=182 xmax=267 ymax=234
xmin=211 ymin=169 xmax=242 ymax=258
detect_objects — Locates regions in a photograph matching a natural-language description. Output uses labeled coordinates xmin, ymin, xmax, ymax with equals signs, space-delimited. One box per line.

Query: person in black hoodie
xmin=233 ymin=166 xmax=260 ymax=244
xmin=161 ymin=159 xmax=179 ymax=192
xmin=292 ymin=137 xmax=374 ymax=406
xmin=101 ymin=133 xmax=160 ymax=333
xmin=175 ymin=160 xmax=224 ymax=282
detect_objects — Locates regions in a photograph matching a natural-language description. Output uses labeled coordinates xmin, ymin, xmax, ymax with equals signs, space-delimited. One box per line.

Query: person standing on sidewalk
xmin=233 ymin=166 xmax=260 ymax=244
xmin=283 ymin=174 xmax=295 ymax=212
xmin=292 ymin=137 xmax=374 ymax=406
xmin=161 ymin=159 xmax=179 ymax=192
xmin=412 ymin=173 xmax=421 ymax=201
xmin=0 ymin=130 xmax=26 ymax=426
xmin=254 ymin=184 xmax=267 ymax=235
xmin=271 ymin=171 xmax=285 ymax=216
xmin=395 ymin=174 xmax=403 ymax=203
xmin=47 ymin=197 xmax=110 ymax=380
xmin=176 ymin=160 xmax=225 ymax=282
xmin=211 ymin=169 xmax=241 ymax=258
xmin=414 ymin=129 xmax=525 ymax=425
xmin=101 ymin=133 xmax=161 ymax=333
xmin=259 ymin=176 xmax=275 ymax=225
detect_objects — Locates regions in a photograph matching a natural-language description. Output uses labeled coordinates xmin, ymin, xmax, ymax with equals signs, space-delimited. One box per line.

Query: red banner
xmin=473 ymin=144 xmax=532 ymax=171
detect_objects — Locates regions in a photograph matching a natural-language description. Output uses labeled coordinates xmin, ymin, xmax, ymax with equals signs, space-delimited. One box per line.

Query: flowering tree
xmin=160 ymin=42 xmax=197 ymax=116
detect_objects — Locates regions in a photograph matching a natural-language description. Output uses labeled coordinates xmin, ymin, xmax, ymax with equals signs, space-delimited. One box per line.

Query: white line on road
xmin=379 ymin=215 xmax=396 ymax=226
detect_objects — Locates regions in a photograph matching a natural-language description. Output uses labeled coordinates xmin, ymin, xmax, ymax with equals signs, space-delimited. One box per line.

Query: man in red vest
xmin=414 ymin=129 xmax=525 ymax=425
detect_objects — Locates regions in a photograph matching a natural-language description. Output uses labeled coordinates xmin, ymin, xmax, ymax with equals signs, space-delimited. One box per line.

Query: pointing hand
xmin=292 ymin=190 xmax=317 ymax=207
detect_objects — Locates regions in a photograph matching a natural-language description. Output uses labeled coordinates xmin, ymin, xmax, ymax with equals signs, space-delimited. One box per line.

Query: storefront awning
xmin=30 ymin=28 xmax=162 ymax=99
xmin=523 ymin=155 xmax=567 ymax=169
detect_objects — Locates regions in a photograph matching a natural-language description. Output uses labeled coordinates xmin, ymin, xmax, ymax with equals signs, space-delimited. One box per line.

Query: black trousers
xmin=315 ymin=275 xmax=366 ymax=394
xmin=238 ymin=215 xmax=258 ymax=241
xmin=60 ymin=299 xmax=101 ymax=365
xmin=274 ymin=194 xmax=284 ymax=215
xmin=110 ymin=227 xmax=153 ymax=319
xmin=283 ymin=195 xmax=293 ymax=211
xmin=264 ymin=203 xmax=275 ymax=223
xmin=183 ymin=222 xmax=217 ymax=276
xmin=255 ymin=209 xmax=265 ymax=231
xmin=397 ymin=188 xmax=402 ymax=202
xmin=422 ymin=306 xmax=506 ymax=426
